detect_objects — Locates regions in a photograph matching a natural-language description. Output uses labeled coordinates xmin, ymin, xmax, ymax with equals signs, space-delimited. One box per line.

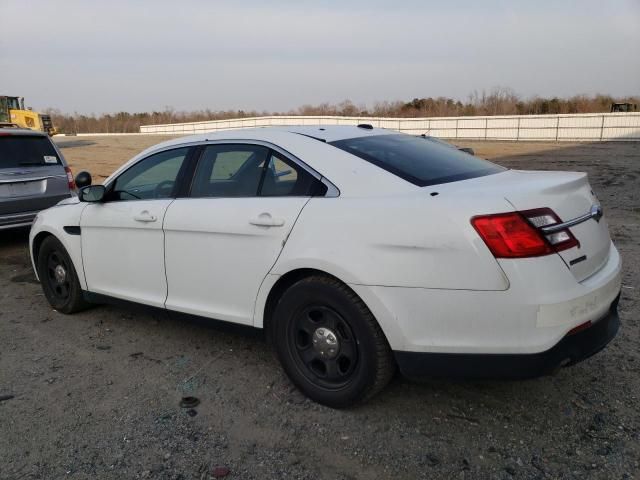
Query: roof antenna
xmin=357 ymin=123 xmax=373 ymax=130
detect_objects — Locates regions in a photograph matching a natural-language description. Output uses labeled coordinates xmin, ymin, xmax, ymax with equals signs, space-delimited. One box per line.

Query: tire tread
xmin=282 ymin=274 xmax=395 ymax=405
xmin=37 ymin=236 xmax=90 ymax=314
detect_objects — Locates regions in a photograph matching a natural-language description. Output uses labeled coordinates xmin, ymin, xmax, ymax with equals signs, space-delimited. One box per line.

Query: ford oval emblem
xmin=590 ymin=205 xmax=603 ymax=223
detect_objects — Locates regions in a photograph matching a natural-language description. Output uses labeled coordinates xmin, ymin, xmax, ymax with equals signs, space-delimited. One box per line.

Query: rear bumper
xmin=0 ymin=210 xmax=39 ymax=230
xmin=351 ymin=242 xmax=622 ymax=354
xmin=0 ymin=194 xmax=70 ymax=230
xmin=395 ymin=295 xmax=620 ymax=380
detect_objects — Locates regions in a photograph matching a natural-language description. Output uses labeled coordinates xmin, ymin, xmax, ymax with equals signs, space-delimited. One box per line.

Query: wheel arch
xmin=32 ymin=230 xmax=54 ymax=270
xmin=261 ymin=267 xmax=397 ymax=406
xmin=258 ymin=267 xmax=399 ymax=348
xmin=30 ymin=228 xmax=87 ymax=290
xmin=261 ymin=268 xmax=332 ymax=340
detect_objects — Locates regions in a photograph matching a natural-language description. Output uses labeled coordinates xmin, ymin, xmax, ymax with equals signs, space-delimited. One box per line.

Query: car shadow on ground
xmin=74 ymin=293 xmax=623 ymax=411
xmin=0 ymin=226 xmax=30 ymax=247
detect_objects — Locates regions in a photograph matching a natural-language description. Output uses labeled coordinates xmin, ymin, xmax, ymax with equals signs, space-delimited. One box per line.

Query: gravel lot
xmin=1 ymin=137 xmax=638 ymax=479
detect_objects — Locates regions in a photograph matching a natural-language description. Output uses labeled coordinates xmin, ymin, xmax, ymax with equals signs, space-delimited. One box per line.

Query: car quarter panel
xmin=29 ymin=201 xmax=87 ymax=289
xmin=270 ymin=193 xmax=512 ymax=291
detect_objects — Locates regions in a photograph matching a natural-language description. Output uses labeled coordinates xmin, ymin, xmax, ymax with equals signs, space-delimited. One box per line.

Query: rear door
xmin=0 ymin=134 xmax=70 ymax=223
xmin=163 ymin=144 xmax=323 ymax=325
xmin=80 ymin=147 xmax=190 ymax=307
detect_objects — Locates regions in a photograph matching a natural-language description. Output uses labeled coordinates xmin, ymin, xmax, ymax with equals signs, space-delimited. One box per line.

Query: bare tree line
xmin=45 ymin=89 xmax=639 ymax=134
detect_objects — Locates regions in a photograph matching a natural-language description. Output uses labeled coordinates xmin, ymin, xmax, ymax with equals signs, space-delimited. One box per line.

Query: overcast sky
xmin=2 ymin=0 xmax=639 ymax=114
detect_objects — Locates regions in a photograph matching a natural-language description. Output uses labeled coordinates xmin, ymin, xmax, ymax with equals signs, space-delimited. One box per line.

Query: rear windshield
xmin=0 ymin=135 xmax=61 ymax=168
xmin=330 ymin=134 xmax=504 ymax=187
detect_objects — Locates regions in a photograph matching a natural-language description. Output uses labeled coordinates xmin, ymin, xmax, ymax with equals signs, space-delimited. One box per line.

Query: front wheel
xmin=272 ymin=275 xmax=395 ymax=408
xmin=37 ymin=236 xmax=89 ymax=314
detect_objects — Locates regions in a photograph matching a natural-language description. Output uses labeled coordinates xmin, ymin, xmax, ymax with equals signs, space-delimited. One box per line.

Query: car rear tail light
xmin=471 ymin=213 xmax=553 ymax=258
xmin=520 ymin=208 xmax=579 ymax=252
xmin=471 ymin=208 xmax=578 ymax=258
xmin=64 ymin=166 xmax=76 ymax=190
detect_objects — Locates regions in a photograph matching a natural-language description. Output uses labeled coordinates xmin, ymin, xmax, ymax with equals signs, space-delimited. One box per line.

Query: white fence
xmin=140 ymin=112 xmax=640 ymax=141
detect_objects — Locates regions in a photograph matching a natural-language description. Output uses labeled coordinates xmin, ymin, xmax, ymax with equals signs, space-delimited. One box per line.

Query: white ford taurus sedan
xmin=29 ymin=125 xmax=621 ymax=407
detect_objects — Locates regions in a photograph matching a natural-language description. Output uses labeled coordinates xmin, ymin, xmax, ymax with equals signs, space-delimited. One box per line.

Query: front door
xmin=80 ymin=147 xmax=190 ymax=307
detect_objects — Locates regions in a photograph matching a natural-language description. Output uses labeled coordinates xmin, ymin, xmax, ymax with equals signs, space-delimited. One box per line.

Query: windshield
xmin=0 ymin=135 xmax=61 ymax=168
xmin=7 ymin=98 xmax=21 ymax=110
xmin=330 ymin=134 xmax=504 ymax=187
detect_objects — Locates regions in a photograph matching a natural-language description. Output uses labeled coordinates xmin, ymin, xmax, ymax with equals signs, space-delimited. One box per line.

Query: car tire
xmin=272 ymin=275 xmax=395 ymax=408
xmin=37 ymin=236 xmax=90 ymax=314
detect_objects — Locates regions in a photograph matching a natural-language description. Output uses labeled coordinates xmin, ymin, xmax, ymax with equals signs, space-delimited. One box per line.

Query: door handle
xmin=133 ymin=211 xmax=157 ymax=223
xmin=249 ymin=213 xmax=285 ymax=227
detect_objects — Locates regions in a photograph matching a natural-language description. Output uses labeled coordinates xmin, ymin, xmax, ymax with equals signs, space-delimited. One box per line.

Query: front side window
xmin=110 ymin=147 xmax=189 ymax=201
xmin=330 ymin=134 xmax=504 ymax=187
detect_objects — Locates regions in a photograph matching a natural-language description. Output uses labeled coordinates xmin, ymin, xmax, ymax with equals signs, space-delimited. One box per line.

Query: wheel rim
xmin=289 ymin=305 xmax=359 ymax=390
xmin=46 ymin=250 xmax=71 ymax=301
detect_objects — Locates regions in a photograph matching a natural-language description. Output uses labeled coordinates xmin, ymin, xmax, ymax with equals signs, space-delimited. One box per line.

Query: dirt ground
xmin=1 ymin=136 xmax=639 ymax=480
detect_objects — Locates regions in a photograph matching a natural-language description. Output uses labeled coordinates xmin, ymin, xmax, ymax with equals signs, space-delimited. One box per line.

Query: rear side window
xmin=191 ymin=145 xmax=270 ymax=197
xmin=190 ymin=144 xmax=327 ymax=198
xmin=0 ymin=135 xmax=60 ymax=168
xmin=330 ymin=134 xmax=504 ymax=187
xmin=261 ymin=152 xmax=325 ymax=197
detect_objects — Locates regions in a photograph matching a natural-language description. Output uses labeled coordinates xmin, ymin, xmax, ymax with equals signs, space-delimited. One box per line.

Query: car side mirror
xmin=79 ymin=185 xmax=105 ymax=202
xmin=458 ymin=147 xmax=475 ymax=155
xmin=75 ymin=171 xmax=92 ymax=189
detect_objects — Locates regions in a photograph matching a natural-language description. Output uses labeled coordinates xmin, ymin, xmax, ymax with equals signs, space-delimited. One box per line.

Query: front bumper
xmin=395 ymin=295 xmax=620 ymax=380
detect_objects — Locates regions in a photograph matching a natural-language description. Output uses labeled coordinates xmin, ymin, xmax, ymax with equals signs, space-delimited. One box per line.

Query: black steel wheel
xmin=45 ymin=249 xmax=71 ymax=301
xmin=290 ymin=305 xmax=359 ymax=389
xmin=273 ymin=275 xmax=395 ymax=408
xmin=37 ymin=236 xmax=90 ymax=314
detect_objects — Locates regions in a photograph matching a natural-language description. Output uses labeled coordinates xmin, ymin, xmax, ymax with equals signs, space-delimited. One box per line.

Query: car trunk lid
xmin=497 ymin=170 xmax=611 ymax=282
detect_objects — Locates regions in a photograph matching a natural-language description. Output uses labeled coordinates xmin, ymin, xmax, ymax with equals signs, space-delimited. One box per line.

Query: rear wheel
xmin=37 ymin=236 xmax=89 ymax=314
xmin=272 ymin=275 xmax=395 ymax=408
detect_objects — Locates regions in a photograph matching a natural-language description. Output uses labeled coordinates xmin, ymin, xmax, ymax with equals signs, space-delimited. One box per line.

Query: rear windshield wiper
xmin=18 ymin=162 xmax=46 ymax=166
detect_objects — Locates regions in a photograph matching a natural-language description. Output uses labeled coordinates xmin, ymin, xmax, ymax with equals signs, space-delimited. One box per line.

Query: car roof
xmin=138 ymin=125 xmax=395 ymax=153
xmin=0 ymin=126 xmax=49 ymax=137
xmin=107 ymin=126 xmax=416 ymax=197
xmin=281 ymin=125 xmax=396 ymax=142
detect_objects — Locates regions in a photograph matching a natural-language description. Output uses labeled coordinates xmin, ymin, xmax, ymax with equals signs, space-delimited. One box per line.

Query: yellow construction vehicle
xmin=0 ymin=95 xmax=57 ymax=136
